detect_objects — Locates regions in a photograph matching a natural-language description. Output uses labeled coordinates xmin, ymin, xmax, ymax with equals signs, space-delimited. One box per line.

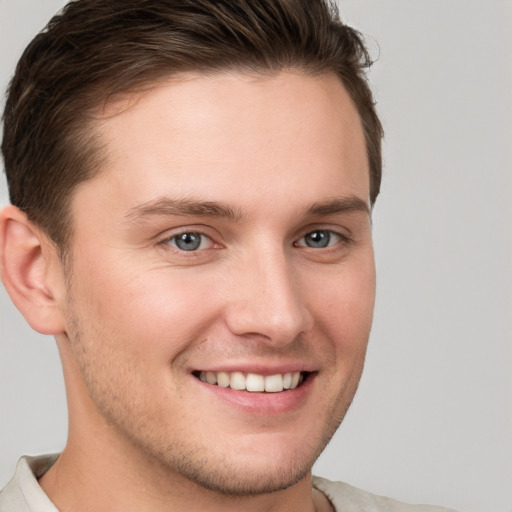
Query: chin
xmin=148 ymin=430 xmax=329 ymax=497
xmin=171 ymin=454 xmax=313 ymax=496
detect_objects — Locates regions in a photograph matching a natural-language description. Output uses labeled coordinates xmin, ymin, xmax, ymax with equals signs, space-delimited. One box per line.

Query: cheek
xmin=306 ymin=257 xmax=376 ymax=355
xmin=71 ymin=260 xmax=221 ymax=360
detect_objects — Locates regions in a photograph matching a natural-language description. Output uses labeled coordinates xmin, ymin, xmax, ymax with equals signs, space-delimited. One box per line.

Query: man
xmin=0 ymin=1 xmax=454 ymax=511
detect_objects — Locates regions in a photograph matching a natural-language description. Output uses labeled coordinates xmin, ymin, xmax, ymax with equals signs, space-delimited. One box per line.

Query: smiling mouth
xmin=192 ymin=371 xmax=310 ymax=393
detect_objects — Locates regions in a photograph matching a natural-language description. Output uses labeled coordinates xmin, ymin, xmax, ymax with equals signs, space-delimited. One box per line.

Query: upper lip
xmin=189 ymin=362 xmax=318 ymax=376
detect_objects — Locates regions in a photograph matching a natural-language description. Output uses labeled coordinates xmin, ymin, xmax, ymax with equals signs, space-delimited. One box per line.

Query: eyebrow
xmin=125 ymin=197 xmax=242 ymax=222
xmin=305 ymin=196 xmax=371 ymax=217
xmin=125 ymin=195 xmax=370 ymax=224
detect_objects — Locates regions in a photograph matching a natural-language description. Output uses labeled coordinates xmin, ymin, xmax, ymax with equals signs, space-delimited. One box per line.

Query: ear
xmin=0 ymin=205 xmax=67 ymax=335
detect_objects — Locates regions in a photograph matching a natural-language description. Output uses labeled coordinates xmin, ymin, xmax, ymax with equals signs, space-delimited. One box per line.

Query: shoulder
xmin=0 ymin=455 xmax=59 ymax=512
xmin=313 ymin=476 xmax=457 ymax=512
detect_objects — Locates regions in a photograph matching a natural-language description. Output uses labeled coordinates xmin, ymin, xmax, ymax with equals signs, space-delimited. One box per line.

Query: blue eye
xmin=168 ymin=232 xmax=211 ymax=251
xmin=296 ymin=230 xmax=342 ymax=249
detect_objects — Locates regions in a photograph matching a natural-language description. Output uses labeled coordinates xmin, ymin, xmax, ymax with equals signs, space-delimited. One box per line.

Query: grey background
xmin=1 ymin=1 xmax=511 ymax=511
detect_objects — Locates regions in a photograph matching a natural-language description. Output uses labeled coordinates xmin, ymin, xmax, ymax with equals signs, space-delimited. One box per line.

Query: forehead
xmin=81 ymin=71 xmax=369 ymax=216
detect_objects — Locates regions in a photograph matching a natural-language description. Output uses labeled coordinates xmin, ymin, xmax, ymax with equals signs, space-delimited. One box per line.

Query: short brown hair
xmin=2 ymin=0 xmax=383 ymax=250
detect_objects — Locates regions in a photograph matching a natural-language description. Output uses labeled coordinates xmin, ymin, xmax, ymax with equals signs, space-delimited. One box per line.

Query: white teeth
xmin=197 ymin=370 xmax=304 ymax=392
xmin=246 ymin=373 xmax=265 ymax=392
xmin=217 ymin=372 xmax=230 ymax=388
xmin=265 ymin=374 xmax=283 ymax=392
xmin=230 ymin=371 xmax=246 ymax=390
xmin=206 ymin=371 xmax=217 ymax=385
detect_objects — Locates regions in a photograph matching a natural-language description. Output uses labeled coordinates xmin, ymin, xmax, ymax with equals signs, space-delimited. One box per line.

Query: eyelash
xmin=161 ymin=231 xmax=216 ymax=253
xmin=160 ymin=228 xmax=351 ymax=254
xmin=294 ymin=229 xmax=349 ymax=250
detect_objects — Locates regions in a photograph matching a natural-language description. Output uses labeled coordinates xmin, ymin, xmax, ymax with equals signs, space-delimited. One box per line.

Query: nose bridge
xmin=225 ymin=243 xmax=312 ymax=344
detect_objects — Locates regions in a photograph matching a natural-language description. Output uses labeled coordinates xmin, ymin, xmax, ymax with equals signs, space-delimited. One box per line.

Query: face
xmin=58 ymin=71 xmax=375 ymax=495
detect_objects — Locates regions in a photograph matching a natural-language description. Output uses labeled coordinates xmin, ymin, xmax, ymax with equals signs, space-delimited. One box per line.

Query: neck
xmin=39 ymin=444 xmax=328 ymax=512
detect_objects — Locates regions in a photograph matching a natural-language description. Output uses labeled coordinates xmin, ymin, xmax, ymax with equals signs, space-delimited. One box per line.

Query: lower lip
xmin=193 ymin=373 xmax=317 ymax=416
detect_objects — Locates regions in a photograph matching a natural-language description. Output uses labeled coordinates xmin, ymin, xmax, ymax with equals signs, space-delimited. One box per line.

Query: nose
xmin=223 ymin=247 xmax=313 ymax=346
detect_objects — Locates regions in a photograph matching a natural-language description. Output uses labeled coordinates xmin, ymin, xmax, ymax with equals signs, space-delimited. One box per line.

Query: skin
xmin=1 ymin=71 xmax=375 ymax=512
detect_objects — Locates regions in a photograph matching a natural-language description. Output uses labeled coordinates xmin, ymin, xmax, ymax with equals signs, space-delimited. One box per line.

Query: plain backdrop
xmin=1 ymin=1 xmax=511 ymax=511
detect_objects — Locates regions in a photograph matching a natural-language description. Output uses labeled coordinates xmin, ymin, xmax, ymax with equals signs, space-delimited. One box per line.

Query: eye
xmin=295 ymin=229 xmax=342 ymax=249
xmin=166 ymin=232 xmax=213 ymax=252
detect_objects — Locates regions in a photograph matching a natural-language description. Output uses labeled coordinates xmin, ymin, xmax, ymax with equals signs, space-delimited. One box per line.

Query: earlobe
xmin=0 ymin=205 xmax=67 ymax=335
